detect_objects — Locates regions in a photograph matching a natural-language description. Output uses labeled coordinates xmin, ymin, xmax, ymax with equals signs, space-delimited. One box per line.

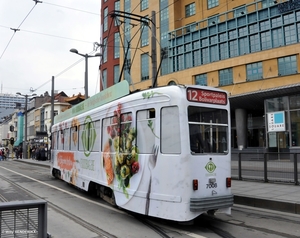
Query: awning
xmin=229 ymin=83 xmax=300 ymax=111
xmin=13 ymin=139 xmax=22 ymax=147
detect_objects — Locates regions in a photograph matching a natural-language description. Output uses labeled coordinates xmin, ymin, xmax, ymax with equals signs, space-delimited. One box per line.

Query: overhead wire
xmin=0 ymin=0 xmax=101 ymax=94
xmin=1 ymin=0 xmax=183 ymax=94
xmin=42 ymin=1 xmax=100 ymax=16
xmin=0 ymin=2 xmax=39 ymax=59
xmin=32 ymin=50 xmax=97 ymax=93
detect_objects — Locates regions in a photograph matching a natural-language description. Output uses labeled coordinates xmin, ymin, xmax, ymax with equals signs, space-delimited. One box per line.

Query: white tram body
xmin=51 ymin=81 xmax=233 ymax=222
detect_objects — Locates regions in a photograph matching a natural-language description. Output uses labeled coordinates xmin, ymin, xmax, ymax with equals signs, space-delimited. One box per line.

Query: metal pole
xmin=51 ymin=76 xmax=54 ymax=161
xmin=24 ymin=95 xmax=28 ymax=159
xmin=151 ymin=11 xmax=157 ymax=88
xmin=51 ymin=76 xmax=54 ymax=129
xmin=85 ymin=55 xmax=88 ymax=99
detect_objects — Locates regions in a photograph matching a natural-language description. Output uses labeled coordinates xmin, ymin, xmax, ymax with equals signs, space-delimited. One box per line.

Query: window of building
xmin=195 ymin=73 xmax=207 ymax=86
xmin=265 ymin=96 xmax=289 ymax=113
xmin=272 ymin=28 xmax=283 ymax=47
xmin=290 ymin=95 xmax=300 ymax=146
xmin=208 ymin=16 xmax=218 ymax=25
xmin=261 ymin=31 xmax=271 ymax=50
xmin=219 ymin=68 xmax=233 ymax=86
xmin=284 ymin=25 xmax=297 ymax=45
xmin=234 ymin=6 xmax=246 ymax=17
xmin=207 ymin=0 xmax=218 ymax=9
xmin=250 ymin=35 xmax=260 ymax=52
xmin=239 ymin=37 xmax=249 ymax=54
xmin=114 ymin=65 xmax=120 ymax=84
xmin=102 ymin=69 xmax=107 ymax=89
xmin=290 ymin=110 xmax=300 ymax=146
xmin=103 ymin=38 xmax=107 ymax=63
xmin=229 ymin=40 xmax=238 ymax=57
xmin=114 ymin=1 xmax=120 ymax=26
xmin=262 ymin=0 xmax=276 ymax=8
xmin=210 ymin=45 xmax=218 ymax=62
xmin=114 ymin=33 xmax=120 ymax=58
xmin=103 ymin=7 xmax=108 ymax=32
xmin=141 ymin=53 xmax=149 ymax=81
xmin=141 ymin=22 xmax=149 ymax=47
xmin=141 ymin=0 xmax=148 ymax=11
xmin=185 ymin=3 xmax=195 ymax=17
xmin=192 ymin=50 xmax=200 ymax=66
xmin=219 ymin=43 xmax=228 ymax=60
xmin=278 ymin=55 xmax=297 ymax=76
xmin=246 ymin=62 xmax=263 ymax=81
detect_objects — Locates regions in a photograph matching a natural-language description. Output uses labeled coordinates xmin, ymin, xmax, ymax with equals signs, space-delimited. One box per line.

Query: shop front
xmin=230 ymin=84 xmax=300 ymax=153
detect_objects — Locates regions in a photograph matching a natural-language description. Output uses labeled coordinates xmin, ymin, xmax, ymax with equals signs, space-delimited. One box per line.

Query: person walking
xmin=18 ymin=146 xmax=23 ymax=159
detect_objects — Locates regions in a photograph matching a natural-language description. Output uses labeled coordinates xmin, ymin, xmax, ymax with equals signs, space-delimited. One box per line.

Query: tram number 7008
xmin=206 ymin=183 xmax=217 ymax=189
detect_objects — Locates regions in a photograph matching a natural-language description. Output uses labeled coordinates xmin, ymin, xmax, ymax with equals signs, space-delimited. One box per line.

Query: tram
xmin=51 ymin=81 xmax=233 ymax=221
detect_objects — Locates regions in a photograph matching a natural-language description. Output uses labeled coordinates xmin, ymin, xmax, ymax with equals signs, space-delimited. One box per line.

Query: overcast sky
xmin=0 ymin=0 xmax=101 ymax=97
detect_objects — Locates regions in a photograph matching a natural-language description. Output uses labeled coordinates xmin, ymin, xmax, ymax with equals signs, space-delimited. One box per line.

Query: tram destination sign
xmin=187 ymin=88 xmax=227 ymax=105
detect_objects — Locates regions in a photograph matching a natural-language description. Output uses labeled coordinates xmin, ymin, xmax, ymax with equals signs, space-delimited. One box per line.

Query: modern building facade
xmin=0 ymin=93 xmax=26 ymax=108
xmin=100 ymin=0 xmax=300 ymax=153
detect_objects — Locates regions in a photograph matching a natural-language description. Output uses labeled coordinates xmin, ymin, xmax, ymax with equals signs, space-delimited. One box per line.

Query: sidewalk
xmin=11 ymin=158 xmax=300 ymax=215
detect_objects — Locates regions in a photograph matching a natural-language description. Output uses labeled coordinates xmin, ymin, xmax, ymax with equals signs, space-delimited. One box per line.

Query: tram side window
xmin=64 ymin=128 xmax=70 ymax=150
xmin=102 ymin=117 xmax=112 ymax=151
xmin=161 ymin=106 xmax=181 ymax=154
xmin=137 ymin=109 xmax=155 ymax=153
xmin=58 ymin=130 xmax=64 ymax=150
xmin=78 ymin=120 xmax=99 ymax=152
xmin=188 ymin=106 xmax=228 ymax=154
xmin=52 ymin=131 xmax=57 ymax=150
xmin=93 ymin=120 xmax=100 ymax=152
xmin=70 ymin=126 xmax=78 ymax=151
xmin=120 ymin=112 xmax=134 ymax=152
xmin=78 ymin=123 xmax=84 ymax=151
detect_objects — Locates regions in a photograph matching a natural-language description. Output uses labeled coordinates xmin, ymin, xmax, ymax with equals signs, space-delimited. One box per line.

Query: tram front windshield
xmin=188 ymin=106 xmax=228 ymax=154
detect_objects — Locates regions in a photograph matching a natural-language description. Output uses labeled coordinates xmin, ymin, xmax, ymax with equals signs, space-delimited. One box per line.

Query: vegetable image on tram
xmin=51 ymin=81 xmax=233 ymax=222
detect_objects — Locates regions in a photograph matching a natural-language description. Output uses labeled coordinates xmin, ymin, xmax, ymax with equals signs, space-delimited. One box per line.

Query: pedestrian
xmin=18 ymin=146 xmax=23 ymax=159
xmin=5 ymin=148 xmax=9 ymax=159
xmin=40 ymin=146 xmax=46 ymax=161
xmin=32 ymin=146 xmax=36 ymax=159
xmin=15 ymin=147 xmax=19 ymax=159
xmin=35 ymin=147 xmax=40 ymax=161
xmin=2 ymin=149 xmax=6 ymax=160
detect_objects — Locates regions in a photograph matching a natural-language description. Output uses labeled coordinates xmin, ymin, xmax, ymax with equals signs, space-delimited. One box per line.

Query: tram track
xmin=0 ymin=173 xmax=116 ymax=238
xmin=0 ymin=164 xmax=183 ymax=238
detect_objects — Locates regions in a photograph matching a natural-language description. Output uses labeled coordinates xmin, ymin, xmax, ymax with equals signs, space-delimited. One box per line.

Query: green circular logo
xmin=205 ymin=161 xmax=216 ymax=173
xmin=81 ymin=116 xmax=96 ymax=157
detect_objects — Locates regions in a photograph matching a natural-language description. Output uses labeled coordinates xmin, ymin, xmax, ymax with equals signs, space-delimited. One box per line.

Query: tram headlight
xmin=193 ymin=179 xmax=198 ymax=190
xmin=226 ymin=177 xmax=231 ymax=188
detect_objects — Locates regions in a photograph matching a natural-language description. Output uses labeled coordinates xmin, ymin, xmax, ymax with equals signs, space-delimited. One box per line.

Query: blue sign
xmin=267 ymin=111 xmax=285 ymax=132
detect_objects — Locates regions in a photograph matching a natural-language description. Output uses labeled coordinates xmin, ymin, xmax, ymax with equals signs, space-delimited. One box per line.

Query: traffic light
xmin=10 ymin=137 xmax=14 ymax=145
xmin=9 ymin=125 xmax=14 ymax=132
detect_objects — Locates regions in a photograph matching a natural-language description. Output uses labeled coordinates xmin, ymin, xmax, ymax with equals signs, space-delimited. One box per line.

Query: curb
xmin=234 ymin=195 xmax=300 ymax=214
xmin=13 ymin=159 xmax=51 ymax=169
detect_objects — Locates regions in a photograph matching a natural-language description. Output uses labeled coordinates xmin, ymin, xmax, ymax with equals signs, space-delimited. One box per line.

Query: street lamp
xmin=70 ymin=48 xmax=102 ymax=99
xmin=16 ymin=92 xmax=37 ymax=159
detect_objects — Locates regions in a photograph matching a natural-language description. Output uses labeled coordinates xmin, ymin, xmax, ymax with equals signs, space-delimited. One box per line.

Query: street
xmin=0 ymin=160 xmax=300 ymax=238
